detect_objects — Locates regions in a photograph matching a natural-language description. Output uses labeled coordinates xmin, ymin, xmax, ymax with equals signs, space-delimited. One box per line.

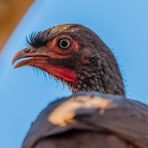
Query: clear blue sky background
xmin=0 ymin=0 xmax=148 ymax=147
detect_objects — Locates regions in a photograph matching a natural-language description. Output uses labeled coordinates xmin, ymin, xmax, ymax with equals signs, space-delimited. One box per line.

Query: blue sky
xmin=0 ymin=0 xmax=148 ymax=147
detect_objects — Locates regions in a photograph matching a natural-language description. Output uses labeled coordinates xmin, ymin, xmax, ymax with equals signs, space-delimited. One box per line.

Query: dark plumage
xmin=22 ymin=92 xmax=148 ymax=148
xmin=12 ymin=24 xmax=148 ymax=148
xmin=13 ymin=24 xmax=125 ymax=96
xmin=26 ymin=32 xmax=49 ymax=48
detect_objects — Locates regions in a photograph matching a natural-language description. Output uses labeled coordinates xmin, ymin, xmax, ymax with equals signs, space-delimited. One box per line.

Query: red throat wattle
xmin=44 ymin=65 xmax=77 ymax=84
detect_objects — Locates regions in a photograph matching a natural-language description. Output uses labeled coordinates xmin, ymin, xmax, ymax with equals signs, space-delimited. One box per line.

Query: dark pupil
xmin=61 ymin=40 xmax=68 ymax=47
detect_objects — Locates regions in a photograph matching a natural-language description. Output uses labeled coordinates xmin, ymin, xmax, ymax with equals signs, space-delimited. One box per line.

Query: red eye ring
xmin=46 ymin=35 xmax=79 ymax=57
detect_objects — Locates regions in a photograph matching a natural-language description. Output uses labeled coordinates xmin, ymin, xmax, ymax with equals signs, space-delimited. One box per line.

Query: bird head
xmin=12 ymin=24 xmax=125 ymax=96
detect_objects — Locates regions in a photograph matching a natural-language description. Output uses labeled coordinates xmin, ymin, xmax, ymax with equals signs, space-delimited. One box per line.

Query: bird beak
xmin=12 ymin=47 xmax=77 ymax=84
xmin=12 ymin=48 xmax=49 ymax=68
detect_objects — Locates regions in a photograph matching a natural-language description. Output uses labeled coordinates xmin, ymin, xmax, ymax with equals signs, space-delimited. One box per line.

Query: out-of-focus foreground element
xmin=0 ymin=0 xmax=34 ymax=50
xmin=22 ymin=92 xmax=148 ymax=148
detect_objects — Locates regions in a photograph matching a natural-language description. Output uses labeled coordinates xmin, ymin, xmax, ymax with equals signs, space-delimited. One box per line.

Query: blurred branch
xmin=0 ymin=0 xmax=34 ymax=50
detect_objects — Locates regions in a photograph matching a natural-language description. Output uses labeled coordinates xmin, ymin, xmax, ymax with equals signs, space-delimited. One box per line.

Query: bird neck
xmin=71 ymin=56 xmax=125 ymax=96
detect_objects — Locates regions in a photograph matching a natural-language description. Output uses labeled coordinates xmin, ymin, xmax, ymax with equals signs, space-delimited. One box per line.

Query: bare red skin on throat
xmin=42 ymin=64 xmax=77 ymax=84
xmin=49 ymin=66 xmax=77 ymax=84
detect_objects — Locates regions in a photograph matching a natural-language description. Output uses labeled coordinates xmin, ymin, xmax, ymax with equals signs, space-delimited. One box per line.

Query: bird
xmin=21 ymin=92 xmax=148 ymax=148
xmin=12 ymin=24 xmax=125 ymax=96
xmin=12 ymin=24 xmax=148 ymax=148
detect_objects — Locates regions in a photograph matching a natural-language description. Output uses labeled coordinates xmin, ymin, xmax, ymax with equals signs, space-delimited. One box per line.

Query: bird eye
xmin=57 ymin=38 xmax=71 ymax=49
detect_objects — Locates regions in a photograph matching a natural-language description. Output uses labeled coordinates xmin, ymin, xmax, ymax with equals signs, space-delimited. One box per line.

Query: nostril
xmin=24 ymin=48 xmax=31 ymax=53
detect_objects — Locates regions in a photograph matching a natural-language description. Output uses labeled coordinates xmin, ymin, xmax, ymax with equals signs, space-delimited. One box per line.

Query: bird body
xmin=12 ymin=24 xmax=148 ymax=148
xmin=22 ymin=92 xmax=148 ymax=148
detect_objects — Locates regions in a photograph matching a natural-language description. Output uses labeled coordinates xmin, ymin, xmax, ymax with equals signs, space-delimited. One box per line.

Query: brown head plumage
xmin=12 ymin=24 xmax=125 ymax=96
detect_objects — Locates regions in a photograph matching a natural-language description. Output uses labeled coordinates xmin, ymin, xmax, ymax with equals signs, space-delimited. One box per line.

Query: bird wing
xmin=22 ymin=92 xmax=148 ymax=148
